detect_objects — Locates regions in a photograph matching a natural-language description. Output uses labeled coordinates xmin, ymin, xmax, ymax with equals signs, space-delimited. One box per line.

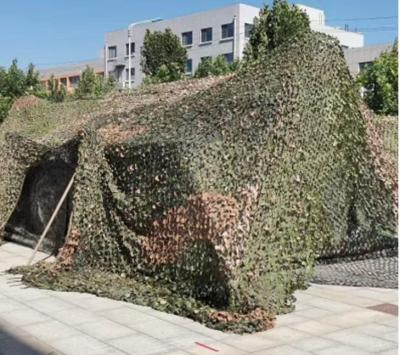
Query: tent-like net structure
xmin=0 ymin=32 xmax=397 ymax=333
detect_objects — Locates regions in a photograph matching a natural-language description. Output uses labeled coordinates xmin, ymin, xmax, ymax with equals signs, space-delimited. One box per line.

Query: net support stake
xmin=27 ymin=173 xmax=76 ymax=266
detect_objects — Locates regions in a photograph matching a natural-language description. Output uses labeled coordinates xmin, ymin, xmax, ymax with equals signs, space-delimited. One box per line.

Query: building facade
xmin=105 ymin=3 xmax=364 ymax=88
xmin=38 ymin=59 xmax=104 ymax=93
xmin=343 ymin=43 xmax=393 ymax=76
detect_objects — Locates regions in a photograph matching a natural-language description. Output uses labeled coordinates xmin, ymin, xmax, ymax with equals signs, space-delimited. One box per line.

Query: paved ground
xmin=0 ymin=242 xmax=397 ymax=355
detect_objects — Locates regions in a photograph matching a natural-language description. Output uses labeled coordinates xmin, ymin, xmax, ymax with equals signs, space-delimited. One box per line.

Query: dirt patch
xmin=98 ymin=123 xmax=149 ymax=143
xmin=11 ymin=96 xmax=44 ymax=112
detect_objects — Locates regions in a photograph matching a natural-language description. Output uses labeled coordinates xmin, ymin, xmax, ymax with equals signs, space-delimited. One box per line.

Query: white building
xmin=297 ymin=5 xmax=364 ymax=49
xmin=343 ymin=43 xmax=393 ymax=76
xmin=105 ymin=3 xmax=364 ymax=88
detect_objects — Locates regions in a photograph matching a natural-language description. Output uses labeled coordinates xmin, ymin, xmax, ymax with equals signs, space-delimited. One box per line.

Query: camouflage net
xmin=1 ymin=32 xmax=397 ymax=333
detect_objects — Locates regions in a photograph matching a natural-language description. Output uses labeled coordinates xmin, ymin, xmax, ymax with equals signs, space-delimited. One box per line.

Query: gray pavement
xmin=0 ymin=242 xmax=398 ymax=355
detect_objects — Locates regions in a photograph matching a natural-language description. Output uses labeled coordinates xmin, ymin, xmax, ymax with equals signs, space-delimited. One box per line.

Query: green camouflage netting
xmin=1 ymin=32 xmax=397 ymax=333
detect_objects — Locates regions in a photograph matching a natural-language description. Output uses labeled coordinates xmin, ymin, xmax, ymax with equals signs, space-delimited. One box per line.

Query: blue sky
xmin=0 ymin=0 xmax=397 ymax=69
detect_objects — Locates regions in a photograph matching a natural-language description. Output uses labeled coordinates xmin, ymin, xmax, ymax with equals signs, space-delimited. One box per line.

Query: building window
xmin=69 ymin=76 xmax=80 ymax=87
xmin=125 ymin=67 xmax=135 ymax=80
xmin=185 ymin=59 xmax=193 ymax=74
xmin=201 ymin=27 xmax=213 ymax=43
xmin=60 ymin=78 xmax=67 ymax=86
xmin=224 ymin=53 xmax=234 ymax=64
xmin=126 ymin=42 xmax=135 ymax=55
xmin=221 ymin=22 xmax=234 ymax=39
xmin=108 ymin=46 xmax=117 ymax=59
xmin=359 ymin=61 xmax=373 ymax=72
xmin=182 ymin=31 xmax=193 ymax=46
xmin=245 ymin=23 xmax=253 ymax=38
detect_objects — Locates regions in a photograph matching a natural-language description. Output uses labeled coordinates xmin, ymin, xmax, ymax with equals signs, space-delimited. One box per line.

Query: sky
xmin=0 ymin=0 xmax=397 ymax=69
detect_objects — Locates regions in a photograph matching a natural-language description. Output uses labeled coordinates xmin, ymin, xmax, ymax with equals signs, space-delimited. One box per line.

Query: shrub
xmin=195 ymin=56 xmax=239 ymax=78
xmin=357 ymin=43 xmax=398 ymax=115
xmin=244 ymin=0 xmax=310 ymax=62
xmin=47 ymin=75 xmax=66 ymax=103
xmin=0 ymin=95 xmax=12 ymax=123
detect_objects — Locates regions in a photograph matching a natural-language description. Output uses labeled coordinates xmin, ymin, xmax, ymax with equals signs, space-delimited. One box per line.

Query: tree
xmin=75 ymin=66 xmax=97 ymax=98
xmin=48 ymin=75 xmax=66 ymax=102
xmin=101 ymin=75 xmax=117 ymax=94
xmin=0 ymin=67 xmax=7 ymax=96
xmin=0 ymin=95 xmax=12 ymax=123
xmin=195 ymin=56 xmax=239 ymax=78
xmin=75 ymin=66 xmax=116 ymax=98
xmin=244 ymin=0 xmax=310 ymax=62
xmin=357 ymin=43 xmax=398 ymax=115
xmin=6 ymin=59 xmax=26 ymax=98
xmin=25 ymin=63 xmax=40 ymax=91
xmin=141 ymin=28 xmax=187 ymax=81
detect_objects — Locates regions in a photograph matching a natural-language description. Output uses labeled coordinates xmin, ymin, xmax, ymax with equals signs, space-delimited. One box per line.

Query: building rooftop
xmin=38 ymin=59 xmax=103 ymax=80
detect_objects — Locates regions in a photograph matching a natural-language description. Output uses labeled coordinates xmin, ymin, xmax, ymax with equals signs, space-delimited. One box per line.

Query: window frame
xmin=125 ymin=42 xmax=135 ymax=56
xmin=224 ymin=52 xmax=234 ymax=64
xmin=201 ymin=27 xmax=213 ymax=43
xmin=221 ymin=22 xmax=234 ymax=40
xmin=185 ymin=59 xmax=193 ymax=74
xmin=181 ymin=31 xmax=193 ymax=46
xmin=245 ymin=23 xmax=253 ymax=38
xmin=108 ymin=46 xmax=117 ymax=59
xmin=125 ymin=67 xmax=135 ymax=80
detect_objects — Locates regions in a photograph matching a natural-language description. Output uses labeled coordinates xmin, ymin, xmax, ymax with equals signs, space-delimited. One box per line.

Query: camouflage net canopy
xmin=1 ymin=32 xmax=397 ymax=333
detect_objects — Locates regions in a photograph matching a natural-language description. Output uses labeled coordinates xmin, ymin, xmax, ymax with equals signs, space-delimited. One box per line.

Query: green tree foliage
xmin=244 ymin=0 xmax=310 ymax=61
xmin=195 ymin=56 xmax=239 ymax=78
xmin=143 ymin=63 xmax=184 ymax=85
xmin=25 ymin=63 xmax=40 ymax=91
xmin=5 ymin=59 xmax=26 ymax=98
xmin=141 ymin=29 xmax=187 ymax=82
xmin=75 ymin=66 xmax=97 ymax=98
xmin=0 ymin=67 xmax=7 ymax=97
xmin=0 ymin=95 xmax=12 ymax=123
xmin=47 ymin=75 xmax=66 ymax=103
xmin=0 ymin=60 xmax=41 ymax=122
xmin=101 ymin=75 xmax=117 ymax=94
xmin=75 ymin=66 xmax=116 ymax=98
xmin=357 ymin=43 xmax=398 ymax=115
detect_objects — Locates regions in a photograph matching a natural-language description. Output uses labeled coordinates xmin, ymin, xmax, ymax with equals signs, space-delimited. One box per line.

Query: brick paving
xmin=0 ymin=242 xmax=397 ymax=355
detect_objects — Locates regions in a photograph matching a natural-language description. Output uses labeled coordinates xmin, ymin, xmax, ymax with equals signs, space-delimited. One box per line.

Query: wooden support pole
xmin=27 ymin=173 xmax=76 ymax=266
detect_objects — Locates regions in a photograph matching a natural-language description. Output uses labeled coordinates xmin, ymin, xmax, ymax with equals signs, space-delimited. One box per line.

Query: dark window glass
xmin=182 ymin=31 xmax=193 ymax=46
xmin=125 ymin=68 xmax=135 ymax=80
xmin=201 ymin=27 xmax=213 ymax=42
xmin=245 ymin=23 xmax=253 ymax=38
xmin=185 ymin=59 xmax=193 ymax=73
xmin=108 ymin=46 xmax=117 ymax=58
xmin=221 ymin=22 xmax=234 ymax=39
xmin=125 ymin=42 xmax=135 ymax=55
xmin=224 ymin=52 xmax=234 ymax=64
xmin=359 ymin=61 xmax=373 ymax=72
